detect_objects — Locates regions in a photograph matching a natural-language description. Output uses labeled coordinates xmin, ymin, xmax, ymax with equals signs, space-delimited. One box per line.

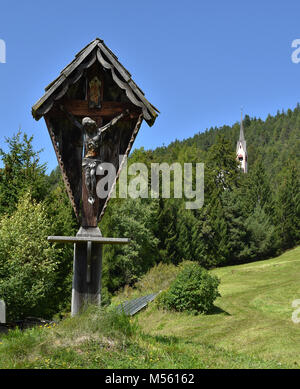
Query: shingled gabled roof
xmin=32 ymin=38 xmax=159 ymax=126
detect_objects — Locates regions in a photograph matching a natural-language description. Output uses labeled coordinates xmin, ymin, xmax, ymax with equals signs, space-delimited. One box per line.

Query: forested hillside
xmin=101 ymin=105 xmax=300 ymax=293
xmin=153 ymin=106 xmax=300 ymax=184
xmin=0 ymin=105 xmax=299 ymax=320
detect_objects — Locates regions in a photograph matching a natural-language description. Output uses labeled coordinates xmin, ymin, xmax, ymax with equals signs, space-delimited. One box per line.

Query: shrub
xmin=157 ymin=263 xmax=220 ymax=314
xmin=0 ymin=193 xmax=60 ymax=321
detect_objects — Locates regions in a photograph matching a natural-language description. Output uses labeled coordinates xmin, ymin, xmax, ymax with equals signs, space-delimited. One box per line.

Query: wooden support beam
xmin=48 ymin=236 xmax=130 ymax=244
xmin=66 ymin=226 xmax=129 ymax=316
xmin=48 ymin=100 xmax=141 ymax=119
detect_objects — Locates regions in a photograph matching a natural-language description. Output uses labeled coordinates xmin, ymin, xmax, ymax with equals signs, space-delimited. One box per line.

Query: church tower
xmin=236 ymin=111 xmax=247 ymax=173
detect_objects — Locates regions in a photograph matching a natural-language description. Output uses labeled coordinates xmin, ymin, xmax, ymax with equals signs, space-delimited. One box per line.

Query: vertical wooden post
xmin=71 ymin=227 xmax=103 ymax=316
xmin=72 ymin=113 xmax=104 ymax=315
xmin=81 ymin=171 xmax=100 ymax=228
xmin=0 ymin=300 xmax=5 ymax=324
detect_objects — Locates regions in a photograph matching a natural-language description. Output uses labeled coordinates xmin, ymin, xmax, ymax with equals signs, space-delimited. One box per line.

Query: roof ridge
xmin=32 ymin=38 xmax=159 ymax=126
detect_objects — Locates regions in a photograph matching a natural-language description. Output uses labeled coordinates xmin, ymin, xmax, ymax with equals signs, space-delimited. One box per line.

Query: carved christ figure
xmin=61 ymin=106 xmax=128 ymax=205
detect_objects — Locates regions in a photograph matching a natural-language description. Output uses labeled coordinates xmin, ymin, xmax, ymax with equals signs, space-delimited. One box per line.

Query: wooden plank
xmin=81 ymin=168 xmax=100 ymax=228
xmin=44 ymin=116 xmax=80 ymax=220
xmin=71 ymin=239 xmax=102 ymax=316
xmin=48 ymin=236 xmax=130 ymax=244
xmin=98 ymin=43 xmax=159 ymax=117
xmin=48 ymin=100 xmax=141 ymax=119
xmin=32 ymin=39 xmax=158 ymax=126
xmin=33 ymin=41 xmax=99 ymax=113
xmin=98 ymin=114 xmax=144 ymax=221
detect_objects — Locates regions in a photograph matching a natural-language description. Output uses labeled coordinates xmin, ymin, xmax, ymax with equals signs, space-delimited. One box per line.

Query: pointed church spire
xmin=239 ymin=109 xmax=245 ymax=141
xmin=236 ymin=108 xmax=248 ymax=173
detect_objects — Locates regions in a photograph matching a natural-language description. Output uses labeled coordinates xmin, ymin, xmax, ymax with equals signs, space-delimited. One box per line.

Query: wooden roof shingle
xmin=32 ymin=38 xmax=159 ymax=126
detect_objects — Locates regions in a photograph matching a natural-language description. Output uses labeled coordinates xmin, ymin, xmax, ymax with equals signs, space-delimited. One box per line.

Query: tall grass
xmin=0 ymin=304 xmax=288 ymax=369
xmin=0 ymin=306 xmax=139 ymax=369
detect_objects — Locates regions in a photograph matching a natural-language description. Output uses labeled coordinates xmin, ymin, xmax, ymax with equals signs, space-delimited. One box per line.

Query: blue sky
xmin=0 ymin=0 xmax=300 ymax=173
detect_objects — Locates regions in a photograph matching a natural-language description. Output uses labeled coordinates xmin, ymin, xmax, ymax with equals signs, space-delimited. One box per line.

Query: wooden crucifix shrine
xmin=32 ymin=38 xmax=159 ymax=315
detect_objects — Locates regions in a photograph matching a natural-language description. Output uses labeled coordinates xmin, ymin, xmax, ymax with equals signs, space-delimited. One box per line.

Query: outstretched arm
xmin=100 ymin=110 xmax=129 ymax=134
xmin=59 ymin=105 xmax=83 ymax=130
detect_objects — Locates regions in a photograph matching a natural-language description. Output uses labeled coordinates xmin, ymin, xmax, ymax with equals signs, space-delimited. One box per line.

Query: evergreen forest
xmin=0 ymin=105 xmax=299 ymax=321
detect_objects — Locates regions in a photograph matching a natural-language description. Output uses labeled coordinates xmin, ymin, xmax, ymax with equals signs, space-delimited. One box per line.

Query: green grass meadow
xmin=138 ymin=246 xmax=300 ymax=367
xmin=1 ymin=247 xmax=300 ymax=369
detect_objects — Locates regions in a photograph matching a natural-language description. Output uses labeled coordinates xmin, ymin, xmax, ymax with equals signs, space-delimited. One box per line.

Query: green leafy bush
xmin=0 ymin=193 xmax=61 ymax=321
xmin=157 ymin=263 xmax=220 ymax=314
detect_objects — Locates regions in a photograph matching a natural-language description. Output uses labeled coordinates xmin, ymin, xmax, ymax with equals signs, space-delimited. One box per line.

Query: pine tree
xmin=101 ymin=198 xmax=160 ymax=292
xmin=205 ymin=134 xmax=241 ymax=199
xmin=275 ymin=160 xmax=300 ymax=249
xmin=0 ymin=131 xmax=47 ymax=216
xmin=245 ymin=157 xmax=274 ymax=216
xmin=156 ymin=198 xmax=181 ymax=265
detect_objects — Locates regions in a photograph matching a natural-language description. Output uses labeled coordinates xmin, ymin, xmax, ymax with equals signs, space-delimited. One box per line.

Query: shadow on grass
xmin=207 ymin=305 xmax=230 ymax=316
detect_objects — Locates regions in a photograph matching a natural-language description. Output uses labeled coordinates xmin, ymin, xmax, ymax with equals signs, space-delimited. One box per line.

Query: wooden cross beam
xmin=47 ymin=100 xmax=141 ymax=122
xmin=48 ymin=235 xmax=130 ymax=285
xmin=48 ymin=228 xmax=130 ymax=316
xmin=48 ymin=236 xmax=130 ymax=244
